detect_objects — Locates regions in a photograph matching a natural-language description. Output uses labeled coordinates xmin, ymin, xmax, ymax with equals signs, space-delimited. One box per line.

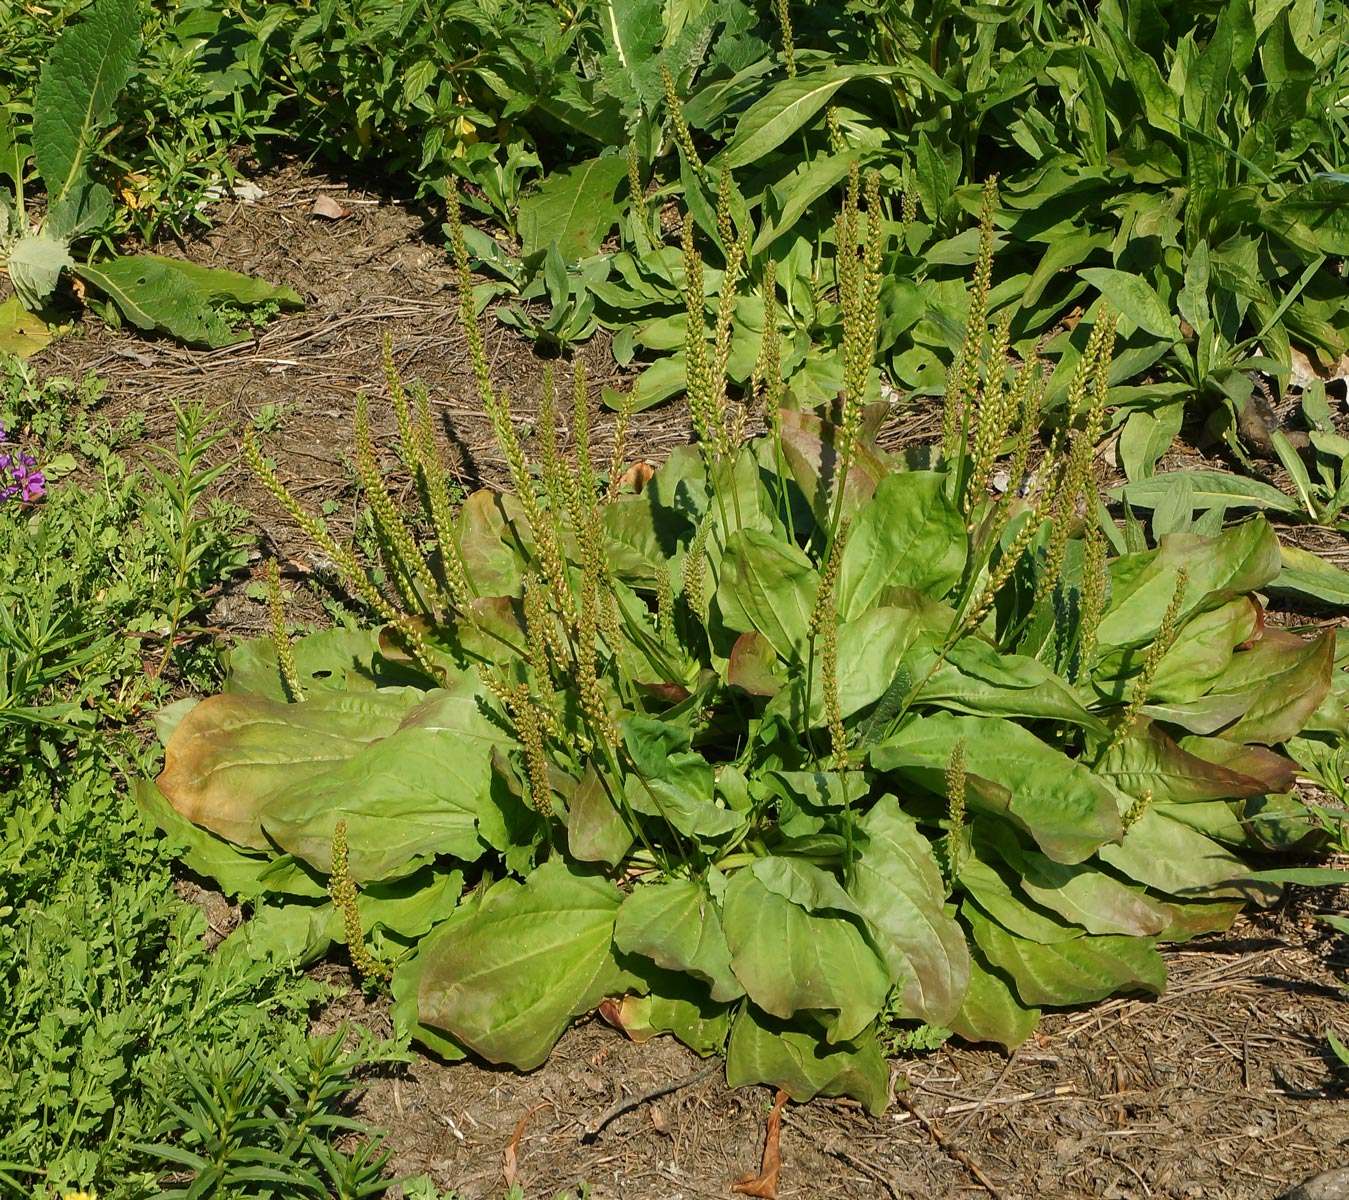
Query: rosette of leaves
xmin=139 ymin=185 xmax=1345 ymax=1114
xmin=0 ymin=0 xmax=302 ymax=352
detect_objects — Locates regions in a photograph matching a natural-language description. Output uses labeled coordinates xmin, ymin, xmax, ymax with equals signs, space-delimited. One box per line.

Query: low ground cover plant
xmin=0 ymin=363 xmax=399 ymax=1200
xmin=139 ymin=187 xmax=1349 ymax=1113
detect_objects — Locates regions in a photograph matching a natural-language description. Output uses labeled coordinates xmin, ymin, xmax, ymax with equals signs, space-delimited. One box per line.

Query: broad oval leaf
xmin=837 ymin=471 xmax=967 ymax=619
xmin=260 ymin=723 xmax=498 ymax=883
xmin=722 ymin=869 xmax=890 ymax=1043
xmin=714 ymin=528 xmax=818 ymax=663
xmin=1094 ymin=521 xmax=1281 ymax=653
xmin=156 ymin=689 xmax=426 ymax=849
xmin=852 ymin=797 xmax=969 ymax=1026
xmin=964 ymin=904 xmax=1167 ymax=1008
xmin=725 ymin=1005 xmax=891 ymax=1114
xmin=871 ymin=712 xmax=1122 ymax=864
xmin=614 ymin=878 xmax=743 ymax=1002
xmin=417 ymin=863 xmax=625 ymax=1070
xmin=1097 ymin=806 xmax=1276 ymax=901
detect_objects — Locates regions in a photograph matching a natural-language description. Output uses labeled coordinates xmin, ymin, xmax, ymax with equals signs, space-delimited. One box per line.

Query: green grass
xmin=0 ymin=359 xmax=401 ymax=1200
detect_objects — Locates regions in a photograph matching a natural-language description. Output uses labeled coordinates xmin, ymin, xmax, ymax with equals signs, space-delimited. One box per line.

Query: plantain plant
xmin=137 ymin=177 xmax=1346 ymax=1113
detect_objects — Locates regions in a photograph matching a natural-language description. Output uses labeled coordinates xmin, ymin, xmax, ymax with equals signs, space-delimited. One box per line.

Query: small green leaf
xmin=6 ymin=233 xmax=74 ymax=311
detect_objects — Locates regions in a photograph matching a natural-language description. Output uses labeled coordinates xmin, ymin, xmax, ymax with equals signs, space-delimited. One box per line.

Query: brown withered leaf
xmin=502 ymin=1102 xmax=552 ymax=1190
xmin=618 ymin=461 xmax=656 ymax=493
xmin=732 ymin=1090 xmax=789 ymax=1199
xmin=311 ymin=195 xmax=348 ymax=219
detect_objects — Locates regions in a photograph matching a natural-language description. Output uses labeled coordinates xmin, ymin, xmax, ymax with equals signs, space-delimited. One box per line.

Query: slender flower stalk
xmin=774 ymin=0 xmax=797 ymax=76
xmin=329 ymin=820 xmax=392 ymax=982
xmin=945 ymin=738 xmax=968 ymax=880
xmin=354 ymin=391 xmax=441 ymax=614
xmin=1105 ymin=567 xmax=1188 ymax=755
xmin=1074 ymin=514 xmax=1108 ymax=683
xmin=807 ymin=518 xmax=851 ymax=764
xmin=662 ymin=66 xmax=702 ymax=169
xmin=266 ymin=558 xmax=304 ymax=702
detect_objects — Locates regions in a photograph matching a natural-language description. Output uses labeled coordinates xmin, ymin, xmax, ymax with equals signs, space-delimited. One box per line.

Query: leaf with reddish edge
xmin=1208 ymin=627 xmax=1336 ymax=745
xmin=156 ymin=688 xmax=424 ymax=849
xmin=1094 ymin=719 xmax=1295 ymax=805
xmin=964 ymin=903 xmax=1167 ymax=1008
xmin=777 ymin=408 xmax=886 ymax=527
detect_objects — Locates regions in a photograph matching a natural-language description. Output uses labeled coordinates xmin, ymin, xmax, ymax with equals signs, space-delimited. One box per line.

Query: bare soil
xmin=29 ymin=160 xmax=1349 ymax=1200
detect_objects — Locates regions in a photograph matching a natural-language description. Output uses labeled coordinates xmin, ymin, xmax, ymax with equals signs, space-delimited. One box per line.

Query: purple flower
xmin=0 ymin=436 xmax=45 ymax=504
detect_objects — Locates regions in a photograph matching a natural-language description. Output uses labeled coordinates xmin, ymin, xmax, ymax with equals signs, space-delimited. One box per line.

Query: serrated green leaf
xmin=519 ymin=155 xmax=628 ymax=260
xmin=6 ymin=233 xmax=74 ymax=310
xmin=33 ymin=0 xmax=141 ymax=205
xmin=75 ymin=255 xmax=300 ymax=348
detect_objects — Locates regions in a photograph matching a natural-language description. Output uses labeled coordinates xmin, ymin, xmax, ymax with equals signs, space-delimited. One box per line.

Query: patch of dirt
xmin=35 ymin=160 xmax=685 ymax=637
xmin=30 ymin=161 xmax=1349 ymax=1200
